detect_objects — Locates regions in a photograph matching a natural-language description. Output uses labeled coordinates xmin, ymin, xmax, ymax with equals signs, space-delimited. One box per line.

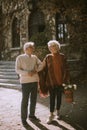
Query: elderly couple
xmin=15 ymin=40 xmax=69 ymax=129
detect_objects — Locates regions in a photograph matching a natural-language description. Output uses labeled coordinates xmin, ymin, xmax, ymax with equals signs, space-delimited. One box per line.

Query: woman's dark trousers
xmin=49 ymin=86 xmax=62 ymax=112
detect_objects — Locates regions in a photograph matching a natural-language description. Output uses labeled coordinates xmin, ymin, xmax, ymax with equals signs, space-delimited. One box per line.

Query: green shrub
xmin=30 ymin=32 xmax=50 ymax=46
xmin=34 ymin=45 xmax=49 ymax=60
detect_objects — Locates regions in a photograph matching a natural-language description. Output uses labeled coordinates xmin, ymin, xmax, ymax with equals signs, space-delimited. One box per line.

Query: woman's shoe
xmin=47 ymin=114 xmax=55 ymax=124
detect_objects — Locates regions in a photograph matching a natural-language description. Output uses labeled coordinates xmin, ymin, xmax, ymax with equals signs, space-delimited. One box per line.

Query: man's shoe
xmin=22 ymin=121 xmax=30 ymax=129
xmin=29 ymin=116 xmax=40 ymax=121
xmin=47 ymin=114 xmax=55 ymax=124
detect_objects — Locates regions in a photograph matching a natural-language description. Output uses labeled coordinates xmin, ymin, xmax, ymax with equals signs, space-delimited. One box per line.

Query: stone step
xmin=0 ymin=71 xmax=17 ymax=75
xmin=0 ymin=65 xmax=15 ymax=69
xmin=0 ymin=82 xmax=21 ymax=90
xmin=0 ymin=61 xmax=15 ymax=65
xmin=0 ymin=79 xmax=20 ymax=84
xmin=0 ymin=68 xmax=15 ymax=72
xmin=0 ymin=61 xmax=20 ymax=89
xmin=0 ymin=74 xmax=18 ymax=79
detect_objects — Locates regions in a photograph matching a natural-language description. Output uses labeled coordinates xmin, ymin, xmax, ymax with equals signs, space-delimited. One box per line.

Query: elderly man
xmin=15 ymin=42 xmax=42 ymax=128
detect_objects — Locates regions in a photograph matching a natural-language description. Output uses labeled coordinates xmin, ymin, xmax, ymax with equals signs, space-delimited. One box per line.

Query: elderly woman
xmin=39 ymin=40 xmax=70 ymax=124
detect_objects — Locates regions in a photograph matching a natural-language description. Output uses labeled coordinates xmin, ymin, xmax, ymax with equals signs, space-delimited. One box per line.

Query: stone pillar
xmin=20 ymin=9 xmax=29 ymax=48
xmin=45 ymin=13 xmax=56 ymax=40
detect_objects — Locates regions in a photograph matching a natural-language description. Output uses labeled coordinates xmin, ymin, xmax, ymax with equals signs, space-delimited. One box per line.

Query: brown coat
xmin=38 ymin=52 xmax=70 ymax=93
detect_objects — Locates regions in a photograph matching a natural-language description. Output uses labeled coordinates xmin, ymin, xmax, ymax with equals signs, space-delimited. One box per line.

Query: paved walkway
xmin=0 ymin=86 xmax=87 ymax=130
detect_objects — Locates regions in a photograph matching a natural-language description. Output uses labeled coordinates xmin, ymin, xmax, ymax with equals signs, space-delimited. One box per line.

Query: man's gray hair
xmin=47 ymin=40 xmax=61 ymax=49
xmin=23 ymin=42 xmax=34 ymax=51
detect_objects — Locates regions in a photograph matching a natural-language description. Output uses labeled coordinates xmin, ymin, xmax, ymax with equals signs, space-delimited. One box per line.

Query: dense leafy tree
xmin=37 ymin=0 xmax=87 ymax=60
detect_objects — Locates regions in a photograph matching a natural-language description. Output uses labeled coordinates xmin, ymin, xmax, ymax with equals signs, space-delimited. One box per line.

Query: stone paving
xmin=0 ymin=86 xmax=87 ymax=130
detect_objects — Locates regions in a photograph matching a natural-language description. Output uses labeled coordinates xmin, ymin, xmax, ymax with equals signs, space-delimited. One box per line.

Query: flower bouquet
xmin=62 ymin=84 xmax=77 ymax=103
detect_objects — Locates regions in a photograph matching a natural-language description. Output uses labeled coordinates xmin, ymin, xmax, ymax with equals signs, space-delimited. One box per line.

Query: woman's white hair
xmin=47 ymin=40 xmax=61 ymax=50
xmin=23 ymin=42 xmax=34 ymax=51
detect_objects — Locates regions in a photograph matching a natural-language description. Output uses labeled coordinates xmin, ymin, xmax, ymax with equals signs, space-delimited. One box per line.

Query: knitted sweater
xmin=15 ymin=53 xmax=42 ymax=84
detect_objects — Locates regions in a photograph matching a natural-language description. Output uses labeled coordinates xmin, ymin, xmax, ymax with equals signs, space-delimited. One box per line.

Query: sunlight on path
xmin=0 ymin=88 xmax=76 ymax=130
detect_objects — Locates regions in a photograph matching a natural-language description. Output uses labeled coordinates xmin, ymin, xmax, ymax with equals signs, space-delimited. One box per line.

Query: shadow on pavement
xmin=30 ymin=120 xmax=50 ymax=130
xmin=25 ymin=125 xmax=35 ymax=130
xmin=58 ymin=116 xmax=85 ymax=130
xmin=30 ymin=118 xmax=84 ymax=130
xmin=50 ymin=120 xmax=68 ymax=130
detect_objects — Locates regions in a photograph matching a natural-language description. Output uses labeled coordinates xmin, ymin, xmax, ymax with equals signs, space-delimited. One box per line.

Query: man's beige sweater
xmin=15 ymin=53 xmax=42 ymax=84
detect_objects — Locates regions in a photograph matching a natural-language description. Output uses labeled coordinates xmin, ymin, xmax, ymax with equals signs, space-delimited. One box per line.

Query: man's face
xmin=26 ymin=46 xmax=35 ymax=54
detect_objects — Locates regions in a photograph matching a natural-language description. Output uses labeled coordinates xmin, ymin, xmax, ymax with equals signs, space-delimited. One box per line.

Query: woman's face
xmin=49 ymin=45 xmax=59 ymax=54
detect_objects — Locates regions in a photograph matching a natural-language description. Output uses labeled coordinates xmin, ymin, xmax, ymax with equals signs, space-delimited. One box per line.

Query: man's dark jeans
xmin=21 ymin=82 xmax=38 ymax=124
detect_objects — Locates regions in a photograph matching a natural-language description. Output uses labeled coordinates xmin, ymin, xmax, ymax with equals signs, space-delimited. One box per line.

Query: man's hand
xmin=28 ymin=70 xmax=37 ymax=76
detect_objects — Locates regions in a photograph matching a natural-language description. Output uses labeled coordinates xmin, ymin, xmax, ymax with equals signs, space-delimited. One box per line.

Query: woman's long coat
xmin=38 ymin=52 xmax=70 ymax=94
